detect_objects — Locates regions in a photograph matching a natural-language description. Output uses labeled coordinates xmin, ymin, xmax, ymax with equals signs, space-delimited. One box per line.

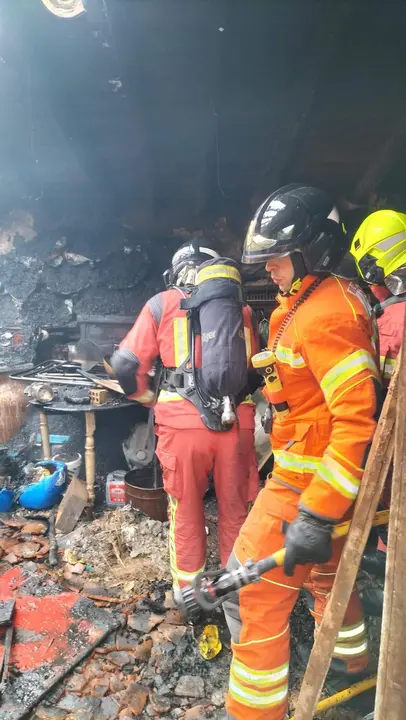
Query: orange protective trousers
xmin=224 ymin=481 xmax=368 ymax=720
xmin=155 ymin=424 xmax=259 ymax=597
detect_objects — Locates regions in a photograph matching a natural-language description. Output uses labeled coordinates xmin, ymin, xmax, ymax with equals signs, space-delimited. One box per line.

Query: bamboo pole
xmin=293 ymin=361 xmax=399 ymax=719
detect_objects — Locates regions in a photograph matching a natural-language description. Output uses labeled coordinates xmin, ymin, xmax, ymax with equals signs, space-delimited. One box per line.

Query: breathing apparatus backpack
xmin=164 ymin=258 xmax=249 ymax=432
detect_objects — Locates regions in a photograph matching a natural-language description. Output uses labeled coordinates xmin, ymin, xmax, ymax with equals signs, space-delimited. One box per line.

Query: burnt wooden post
xmin=375 ymin=307 xmax=406 ymax=719
xmin=39 ymin=410 xmax=51 ymax=460
xmin=292 ymin=361 xmax=399 ymax=719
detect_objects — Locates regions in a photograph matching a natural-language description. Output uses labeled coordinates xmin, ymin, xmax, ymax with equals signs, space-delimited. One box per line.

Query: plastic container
xmin=106 ymin=470 xmax=127 ymax=508
xmin=53 ymin=452 xmax=82 ymax=481
xmin=125 ymin=463 xmax=167 ymax=522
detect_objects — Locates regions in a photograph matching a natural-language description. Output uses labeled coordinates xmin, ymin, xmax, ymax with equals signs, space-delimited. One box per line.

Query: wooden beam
xmin=375 ymin=306 xmax=406 ymax=719
xmin=293 ymin=362 xmax=399 ymax=720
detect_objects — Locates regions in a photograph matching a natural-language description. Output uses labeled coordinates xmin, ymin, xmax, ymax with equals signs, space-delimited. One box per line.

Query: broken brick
xmin=122 ymin=683 xmax=149 ymax=716
xmin=88 ymin=676 xmax=111 ymax=698
xmin=65 ymin=674 xmax=88 ymax=694
xmin=132 ymin=638 xmax=153 ymax=663
xmin=163 ymin=609 xmax=184 ymax=626
xmin=4 ymin=552 xmax=18 ymax=564
xmin=11 ymin=541 xmax=40 ymax=559
xmin=184 ymin=706 xmax=207 ymax=720
xmin=94 ymin=696 xmax=120 ymax=720
xmin=175 ymin=676 xmax=205 ymax=699
xmin=36 ymin=706 xmax=68 ymax=720
xmin=127 ymin=612 xmax=164 ymax=634
xmin=22 ymin=521 xmax=47 ymax=535
xmin=110 ymin=675 xmax=126 ymax=694
xmin=118 ymin=710 xmax=134 ymax=720
xmin=107 ymin=651 xmax=135 ymax=668
xmin=149 ymin=692 xmax=171 ymax=715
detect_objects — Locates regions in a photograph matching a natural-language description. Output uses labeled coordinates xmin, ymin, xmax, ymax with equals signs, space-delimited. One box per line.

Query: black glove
xmin=284 ymin=510 xmax=333 ymax=576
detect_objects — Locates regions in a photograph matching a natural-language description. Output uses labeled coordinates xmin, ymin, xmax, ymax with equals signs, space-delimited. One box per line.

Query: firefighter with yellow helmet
xmin=351 ymin=208 xmax=406 ymax=384
xmin=350 ymin=209 xmax=406 ymax=599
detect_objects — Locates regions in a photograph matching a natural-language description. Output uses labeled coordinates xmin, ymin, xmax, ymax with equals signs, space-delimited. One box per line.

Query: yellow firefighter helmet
xmin=351 ymin=209 xmax=406 ymax=294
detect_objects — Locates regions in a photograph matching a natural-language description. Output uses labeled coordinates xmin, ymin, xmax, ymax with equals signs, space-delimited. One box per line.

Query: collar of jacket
xmin=276 ymin=274 xmax=319 ymax=311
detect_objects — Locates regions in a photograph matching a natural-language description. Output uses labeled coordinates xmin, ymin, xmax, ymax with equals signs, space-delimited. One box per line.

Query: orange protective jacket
xmin=266 ymin=274 xmax=381 ymax=522
xmin=118 ymin=287 xmax=259 ymax=430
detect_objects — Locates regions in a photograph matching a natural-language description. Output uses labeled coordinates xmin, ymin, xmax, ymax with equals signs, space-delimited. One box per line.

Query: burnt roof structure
xmin=0 ymin=0 xmax=405 ymax=243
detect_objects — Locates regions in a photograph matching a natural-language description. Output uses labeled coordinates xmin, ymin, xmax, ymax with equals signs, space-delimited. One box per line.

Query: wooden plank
xmin=375 ymin=307 xmax=406 ymax=719
xmin=293 ymin=361 xmax=399 ymax=720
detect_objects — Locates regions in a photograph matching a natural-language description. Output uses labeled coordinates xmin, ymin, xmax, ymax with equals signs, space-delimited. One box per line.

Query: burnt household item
xmin=63 ymin=389 xmax=90 ymax=405
xmin=25 ymin=382 xmax=55 ymax=405
xmin=11 ymin=360 xmax=96 ymax=387
xmin=125 ymin=464 xmax=167 ymax=522
xmin=17 ymin=460 xmax=67 ymax=511
xmin=0 ymin=599 xmax=15 ymax=699
xmin=78 ymin=369 xmax=125 ymax=395
xmin=69 ymin=339 xmax=104 ymax=372
xmin=123 ymin=413 xmax=156 ymax=469
xmin=106 ymin=470 xmax=126 ymax=508
xmin=31 ymin=399 xmax=135 ymax=509
xmin=78 ymin=315 xmax=135 ymax=357
xmin=52 ymin=452 xmax=82 ymax=480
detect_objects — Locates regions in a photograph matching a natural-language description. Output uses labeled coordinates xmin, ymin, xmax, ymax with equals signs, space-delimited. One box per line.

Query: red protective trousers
xmin=224 ymin=481 xmax=368 ymax=720
xmin=155 ymin=423 xmax=259 ymax=596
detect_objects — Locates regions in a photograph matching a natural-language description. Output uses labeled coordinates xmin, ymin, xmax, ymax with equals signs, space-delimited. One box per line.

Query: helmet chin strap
xmin=281 ymin=252 xmax=307 ymax=296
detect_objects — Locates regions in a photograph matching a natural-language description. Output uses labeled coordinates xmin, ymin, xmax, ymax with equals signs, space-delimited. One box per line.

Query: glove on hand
xmin=284 ymin=509 xmax=333 ymax=576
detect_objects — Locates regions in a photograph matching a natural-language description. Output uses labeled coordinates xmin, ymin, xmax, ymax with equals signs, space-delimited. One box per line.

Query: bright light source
xmin=40 ymin=0 xmax=86 ymax=19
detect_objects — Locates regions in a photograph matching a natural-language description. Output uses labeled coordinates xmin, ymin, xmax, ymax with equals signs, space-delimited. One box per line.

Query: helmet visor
xmin=385 ymin=267 xmax=406 ymax=295
xmin=358 ymin=253 xmax=385 ymax=285
xmin=242 ymin=222 xmax=297 ymax=264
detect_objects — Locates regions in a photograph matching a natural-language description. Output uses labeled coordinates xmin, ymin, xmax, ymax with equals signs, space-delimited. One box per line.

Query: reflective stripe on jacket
xmin=118 ymin=287 xmax=259 ymax=430
xmin=266 ymin=275 xmax=381 ymax=521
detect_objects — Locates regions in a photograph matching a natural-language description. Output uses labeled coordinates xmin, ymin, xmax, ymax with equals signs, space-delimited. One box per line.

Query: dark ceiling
xmin=1 ymin=0 xmax=406 ymax=242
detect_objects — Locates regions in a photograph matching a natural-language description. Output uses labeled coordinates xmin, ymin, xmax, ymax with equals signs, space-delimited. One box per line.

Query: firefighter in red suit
xmin=111 ymin=241 xmax=260 ymax=604
xmin=351 ymin=209 xmax=406 ymax=603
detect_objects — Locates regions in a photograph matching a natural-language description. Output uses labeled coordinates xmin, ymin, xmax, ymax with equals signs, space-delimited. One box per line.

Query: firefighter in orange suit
xmin=111 ymin=241 xmax=260 ymax=605
xmin=223 ymin=185 xmax=381 ymax=720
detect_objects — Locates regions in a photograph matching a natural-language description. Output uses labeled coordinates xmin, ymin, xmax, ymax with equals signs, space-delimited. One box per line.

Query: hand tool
xmin=0 ymin=599 xmax=16 ymax=699
xmin=179 ymin=510 xmax=389 ymax=617
xmin=252 ymin=350 xmax=289 ymax=418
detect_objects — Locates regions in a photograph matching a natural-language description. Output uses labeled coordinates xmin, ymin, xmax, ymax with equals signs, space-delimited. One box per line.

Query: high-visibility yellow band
xmin=275 ymin=345 xmax=306 ymax=369
xmin=321 ymin=350 xmax=378 ymax=403
xmin=173 ymin=316 xmax=189 ymax=367
xmin=273 ymin=449 xmax=322 ymax=475
xmin=229 ymin=679 xmax=288 ymax=708
xmin=231 ymin=659 xmax=288 ymax=687
xmin=333 ymin=641 xmax=368 ymax=657
xmin=317 ymin=453 xmax=360 ymax=500
xmin=197 ymin=263 xmax=241 ymax=285
xmin=337 ymin=622 xmax=366 ymax=640
xmin=157 ymin=389 xmax=184 ymax=403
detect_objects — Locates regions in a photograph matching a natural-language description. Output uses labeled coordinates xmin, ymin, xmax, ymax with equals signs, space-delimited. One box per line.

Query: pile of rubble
xmin=60 ymin=508 xmax=171 ymax=600
xmin=35 ymin=594 xmax=230 ymax=720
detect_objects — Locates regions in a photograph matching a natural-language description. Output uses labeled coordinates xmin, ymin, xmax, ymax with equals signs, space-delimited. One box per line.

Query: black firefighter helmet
xmin=163 ymin=240 xmax=219 ymax=287
xmin=242 ymin=184 xmax=349 ymax=275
